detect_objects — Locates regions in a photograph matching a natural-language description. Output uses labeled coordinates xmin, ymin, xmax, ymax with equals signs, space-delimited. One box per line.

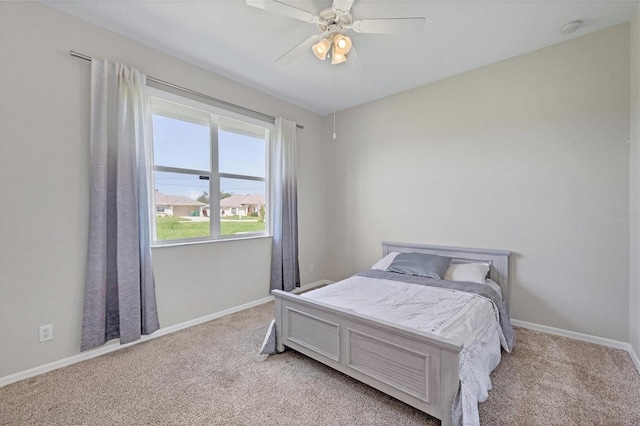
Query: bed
xmin=267 ymin=242 xmax=513 ymax=426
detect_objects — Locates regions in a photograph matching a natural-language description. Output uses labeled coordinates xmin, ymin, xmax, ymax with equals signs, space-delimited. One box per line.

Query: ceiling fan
xmin=246 ymin=0 xmax=426 ymax=66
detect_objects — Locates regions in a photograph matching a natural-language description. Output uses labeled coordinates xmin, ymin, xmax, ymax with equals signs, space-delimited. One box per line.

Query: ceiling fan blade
xmin=332 ymin=0 xmax=355 ymax=14
xmin=351 ymin=17 xmax=426 ymax=34
xmin=275 ymin=33 xmax=325 ymax=65
xmin=246 ymin=0 xmax=318 ymax=24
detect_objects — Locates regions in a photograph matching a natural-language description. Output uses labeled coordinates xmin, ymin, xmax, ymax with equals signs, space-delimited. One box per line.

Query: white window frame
xmin=146 ymin=87 xmax=272 ymax=246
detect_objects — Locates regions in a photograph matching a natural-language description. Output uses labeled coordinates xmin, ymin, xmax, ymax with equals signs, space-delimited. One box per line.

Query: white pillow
xmin=444 ymin=262 xmax=490 ymax=284
xmin=371 ymin=252 xmax=399 ymax=270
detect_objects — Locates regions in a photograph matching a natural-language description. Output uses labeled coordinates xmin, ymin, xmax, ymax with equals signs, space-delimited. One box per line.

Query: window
xmin=147 ymin=89 xmax=271 ymax=244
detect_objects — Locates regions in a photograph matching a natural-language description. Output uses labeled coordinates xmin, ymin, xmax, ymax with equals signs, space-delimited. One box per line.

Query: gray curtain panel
xmin=81 ymin=58 xmax=159 ymax=351
xmin=270 ymin=118 xmax=300 ymax=292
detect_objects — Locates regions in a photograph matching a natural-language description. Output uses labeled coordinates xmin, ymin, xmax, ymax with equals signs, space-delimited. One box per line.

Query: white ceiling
xmin=44 ymin=0 xmax=637 ymax=115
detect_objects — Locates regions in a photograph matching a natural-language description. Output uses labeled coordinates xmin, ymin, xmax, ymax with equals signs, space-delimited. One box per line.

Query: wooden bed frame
xmin=272 ymin=242 xmax=510 ymax=426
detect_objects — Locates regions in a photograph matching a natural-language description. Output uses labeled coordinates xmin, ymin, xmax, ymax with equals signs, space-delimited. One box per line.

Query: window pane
xmin=219 ymin=129 xmax=265 ymax=177
xmin=153 ymin=171 xmax=210 ymax=241
xmin=152 ymin=114 xmax=210 ymax=171
xmin=219 ymin=178 xmax=266 ymax=236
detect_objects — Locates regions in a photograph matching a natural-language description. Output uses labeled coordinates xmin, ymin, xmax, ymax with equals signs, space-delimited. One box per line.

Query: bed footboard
xmin=273 ymin=290 xmax=461 ymax=426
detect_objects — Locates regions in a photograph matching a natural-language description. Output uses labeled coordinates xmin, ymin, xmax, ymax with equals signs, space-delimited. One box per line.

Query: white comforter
xmin=301 ymin=275 xmax=508 ymax=426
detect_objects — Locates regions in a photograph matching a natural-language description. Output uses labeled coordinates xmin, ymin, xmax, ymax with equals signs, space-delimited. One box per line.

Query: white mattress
xmin=302 ymin=275 xmax=506 ymax=426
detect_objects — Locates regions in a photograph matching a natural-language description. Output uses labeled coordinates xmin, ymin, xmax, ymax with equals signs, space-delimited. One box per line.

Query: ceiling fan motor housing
xmin=317 ymin=8 xmax=352 ymax=32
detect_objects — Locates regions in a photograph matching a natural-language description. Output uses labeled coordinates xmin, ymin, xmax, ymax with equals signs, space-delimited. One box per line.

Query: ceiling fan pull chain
xmin=333 ymin=68 xmax=337 ymax=140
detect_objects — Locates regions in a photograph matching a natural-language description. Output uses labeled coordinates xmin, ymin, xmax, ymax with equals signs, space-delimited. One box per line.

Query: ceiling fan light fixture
xmin=331 ymin=52 xmax=347 ymax=65
xmin=248 ymin=0 xmax=427 ymax=67
xmin=312 ymin=38 xmax=331 ymax=60
xmin=333 ymin=34 xmax=352 ymax=55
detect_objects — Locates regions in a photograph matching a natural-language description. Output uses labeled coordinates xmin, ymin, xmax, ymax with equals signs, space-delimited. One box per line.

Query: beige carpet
xmin=1 ymin=302 xmax=638 ymax=425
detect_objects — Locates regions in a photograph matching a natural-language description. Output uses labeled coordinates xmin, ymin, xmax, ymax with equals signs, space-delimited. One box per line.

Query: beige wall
xmin=630 ymin=3 xmax=640 ymax=357
xmin=0 ymin=2 xmax=326 ymax=378
xmin=325 ymin=24 xmax=631 ymax=341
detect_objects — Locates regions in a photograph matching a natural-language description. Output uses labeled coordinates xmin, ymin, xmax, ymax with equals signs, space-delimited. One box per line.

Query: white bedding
xmin=301 ymin=275 xmax=507 ymax=426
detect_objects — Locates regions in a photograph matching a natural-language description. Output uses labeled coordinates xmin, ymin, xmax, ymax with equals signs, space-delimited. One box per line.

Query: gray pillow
xmin=386 ymin=252 xmax=451 ymax=280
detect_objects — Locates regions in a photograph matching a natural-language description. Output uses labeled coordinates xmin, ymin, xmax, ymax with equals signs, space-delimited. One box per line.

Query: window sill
xmin=151 ymin=234 xmax=272 ymax=249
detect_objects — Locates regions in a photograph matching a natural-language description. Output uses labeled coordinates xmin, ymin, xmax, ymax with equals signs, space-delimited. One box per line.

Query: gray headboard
xmin=381 ymin=241 xmax=511 ymax=313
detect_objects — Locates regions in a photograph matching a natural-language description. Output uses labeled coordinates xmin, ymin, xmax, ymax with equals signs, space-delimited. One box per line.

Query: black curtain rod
xmin=69 ymin=50 xmax=303 ymax=130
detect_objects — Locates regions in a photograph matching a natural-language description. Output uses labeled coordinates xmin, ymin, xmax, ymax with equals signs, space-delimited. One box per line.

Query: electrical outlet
xmin=309 ymin=264 xmax=314 ymax=273
xmin=39 ymin=324 xmax=53 ymax=342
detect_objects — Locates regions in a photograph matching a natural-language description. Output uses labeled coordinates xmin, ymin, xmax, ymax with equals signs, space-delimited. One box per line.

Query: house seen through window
xmin=148 ymin=90 xmax=270 ymax=243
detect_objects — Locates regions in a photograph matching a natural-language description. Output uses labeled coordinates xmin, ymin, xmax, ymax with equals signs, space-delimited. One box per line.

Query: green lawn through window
xmin=156 ymin=216 xmax=265 ymax=241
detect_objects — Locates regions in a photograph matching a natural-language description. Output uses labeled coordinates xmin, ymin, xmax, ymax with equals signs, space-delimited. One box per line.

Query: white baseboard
xmin=511 ymin=319 xmax=640 ymax=374
xmin=0 ymin=279 xmax=334 ymax=388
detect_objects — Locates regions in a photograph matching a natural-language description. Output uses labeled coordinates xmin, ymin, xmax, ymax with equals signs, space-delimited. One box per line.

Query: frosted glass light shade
xmin=312 ymin=38 xmax=331 ymax=60
xmin=333 ymin=34 xmax=352 ymax=55
xmin=331 ymin=52 xmax=347 ymax=64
